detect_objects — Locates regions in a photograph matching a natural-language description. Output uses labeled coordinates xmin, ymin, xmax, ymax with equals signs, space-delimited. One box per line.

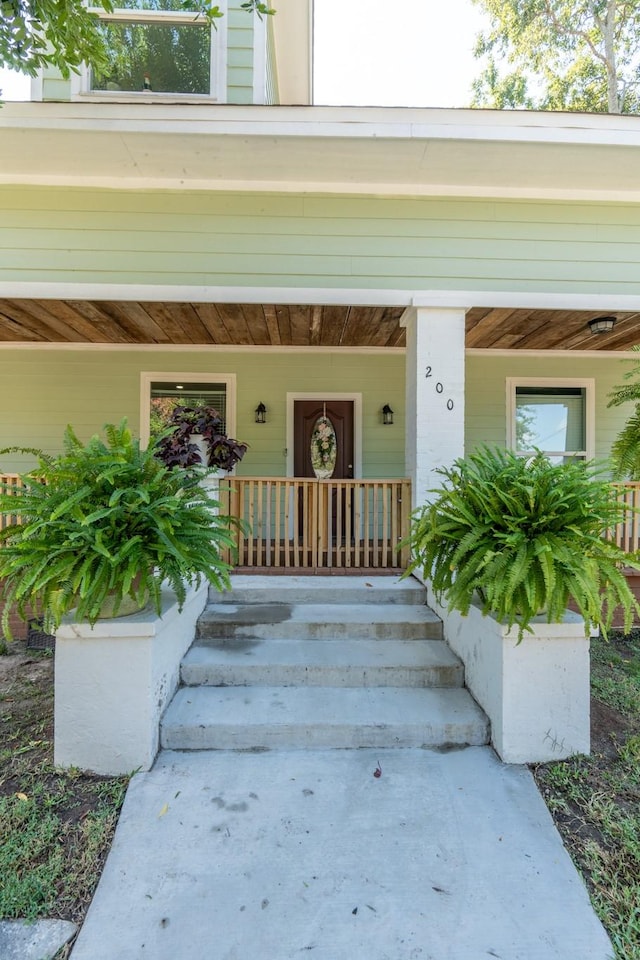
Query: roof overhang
xmin=1 ymin=104 xmax=640 ymax=200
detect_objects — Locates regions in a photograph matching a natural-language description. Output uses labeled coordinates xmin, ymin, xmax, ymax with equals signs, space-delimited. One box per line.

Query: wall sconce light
xmin=382 ymin=404 xmax=394 ymax=426
xmin=588 ymin=315 xmax=616 ymax=335
xmin=255 ymin=402 xmax=267 ymax=424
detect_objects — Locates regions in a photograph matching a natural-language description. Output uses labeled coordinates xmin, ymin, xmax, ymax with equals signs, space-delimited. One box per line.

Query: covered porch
xmin=1 ymin=297 xmax=640 ymax=572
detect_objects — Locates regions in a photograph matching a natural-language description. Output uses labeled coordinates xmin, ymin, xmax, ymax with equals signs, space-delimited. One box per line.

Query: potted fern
xmin=405 ymin=446 xmax=640 ymax=763
xmin=0 ymin=419 xmax=238 ymax=640
xmin=406 ymin=445 xmax=640 ymax=640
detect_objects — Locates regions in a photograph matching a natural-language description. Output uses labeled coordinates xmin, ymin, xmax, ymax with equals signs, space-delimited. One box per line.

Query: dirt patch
xmin=590 ymin=697 xmax=632 ymax=757
xmin=0 ymin=642 xmax=129 ymax=950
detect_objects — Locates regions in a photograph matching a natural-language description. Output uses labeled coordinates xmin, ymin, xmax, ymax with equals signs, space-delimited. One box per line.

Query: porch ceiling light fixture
xmin=255 ymin=402 xmax=267 ymax=424
xmin=382 ymin=404 xmax=394 ymax=426
xmin=588 ymin=315 xmax=616 ymax=335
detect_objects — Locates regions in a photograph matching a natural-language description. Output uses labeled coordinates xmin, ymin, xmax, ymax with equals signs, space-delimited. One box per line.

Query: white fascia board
xmin=3 ymin=103 xmax=640 ymax=147
xmin=2 ymin=283 xmax=640 ymax=315
xmin=0 ymin=342 xmax=406 ymax=355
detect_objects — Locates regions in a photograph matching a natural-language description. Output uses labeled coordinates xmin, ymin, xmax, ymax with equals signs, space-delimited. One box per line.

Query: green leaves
xmin=0 ymin=419 xmax=240 ymax=639
xmin=405 ymin=445 xmax=640 ymax=641
xmin=607 ymin=347 xmax=640 ymax=479
xmin=0 ymin=0 xmax=273 ymax=77
xmin=471 ymin=0 xmax=640 ymax=114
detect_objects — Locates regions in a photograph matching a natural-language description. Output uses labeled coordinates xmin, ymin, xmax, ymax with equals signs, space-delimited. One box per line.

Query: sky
xmin=313 ymin=0 xmax=488 ymax=108
xmin=0 ymin=0 xmax=489 ymax=107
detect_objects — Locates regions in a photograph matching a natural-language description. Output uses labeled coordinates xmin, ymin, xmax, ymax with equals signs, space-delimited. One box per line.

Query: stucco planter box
xmin=427 ymin=586 xmax=590 ymax=764
xmin=54 ymin=584 xmax=207 ymax=775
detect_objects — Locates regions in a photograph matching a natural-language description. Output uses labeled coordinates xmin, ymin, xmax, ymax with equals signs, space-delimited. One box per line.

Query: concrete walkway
xmin=71 ymin=747 xmax=613 ymax=960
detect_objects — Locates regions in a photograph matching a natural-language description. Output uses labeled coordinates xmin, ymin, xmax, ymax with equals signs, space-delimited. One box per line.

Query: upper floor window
xmin=86 ymin=1 xmax=225 ymax=97
xmin=507 ymin=378 xmax=594 ymax=463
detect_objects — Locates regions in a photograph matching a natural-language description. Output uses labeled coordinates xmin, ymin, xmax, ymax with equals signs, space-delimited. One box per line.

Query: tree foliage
xmin=0 ymin=0 xmax=274 ymax=78
xmin=471 ymin=0 xmax=640 ymax=114
xmin=608 ymin=346 xmax=640 ymax=478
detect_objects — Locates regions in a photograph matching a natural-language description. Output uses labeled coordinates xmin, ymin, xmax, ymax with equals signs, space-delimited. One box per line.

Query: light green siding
xmin=0 ymin=349 xmax=405 ymax=478
xmin=226 ymin=4 xmax=255 ymax=104
xmin=465 ymin=353 xmax=630 ymax=463
xmin=0 ymin=347 xmax=633 ymax=480
xmin=3 ymin=187 xmax=640 ymax=294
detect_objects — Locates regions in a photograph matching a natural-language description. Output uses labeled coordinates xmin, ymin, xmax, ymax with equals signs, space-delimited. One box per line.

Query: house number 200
xmin=425 ymin=366 xmax=454 ymax=411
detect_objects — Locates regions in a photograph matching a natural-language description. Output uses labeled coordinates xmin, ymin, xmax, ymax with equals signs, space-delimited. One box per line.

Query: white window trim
xmin=252 ymin=8 xmax=267 ymax=105
xmin=286 ymin=392 xmax=363 ymax=479
xmin=71 ymin=2 xmax=227 ymax=102
xmin=506 ymin=377 xmax=595 ymax=461
xmin=140 ymin=371 xmax=236 ymax=448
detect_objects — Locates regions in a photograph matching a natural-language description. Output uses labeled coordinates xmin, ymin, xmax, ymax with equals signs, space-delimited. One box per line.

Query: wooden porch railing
xmin=610 ymin=482 xmax=640 ymax=555
xmin=223 ymin=477 xmax=412 ymax=571
xmin=3 ymin=470 xmax=638 ymax=566
xmin=0 ymin=474 xmax=26 ymax=533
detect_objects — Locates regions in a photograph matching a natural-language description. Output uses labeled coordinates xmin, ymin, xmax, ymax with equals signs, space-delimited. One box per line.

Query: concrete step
xmin=196 ymin=603 xmax=443 ymax=642
xmin=212 ymin=574 xmax=426 ymax=606
xmin=181 ymin=639 xmax=464 ymax=688
xmin=160 ymin=685 xmax=489 ymax=751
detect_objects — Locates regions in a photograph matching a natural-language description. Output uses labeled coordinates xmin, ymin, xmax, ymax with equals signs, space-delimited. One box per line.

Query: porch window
xmin=149 ymin=380 xmax=227 ymax=441
xmin=508 ymin=380 xmax=593 ymax=463
xmin=86 ymin=1 xmax=223 ymax=97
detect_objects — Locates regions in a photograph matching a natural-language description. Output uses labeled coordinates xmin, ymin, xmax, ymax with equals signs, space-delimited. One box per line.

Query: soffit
xmin=0 ymin=300 xmax=639 ymax=350
xmin=1 ymin=104 xmax=640 ymax=200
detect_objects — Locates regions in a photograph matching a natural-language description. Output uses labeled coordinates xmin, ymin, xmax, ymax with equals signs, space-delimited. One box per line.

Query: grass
xmin=0 ymin=645 xmax=129 ymax=942
xmin=533 ymin=630 xmax=640 ymax=960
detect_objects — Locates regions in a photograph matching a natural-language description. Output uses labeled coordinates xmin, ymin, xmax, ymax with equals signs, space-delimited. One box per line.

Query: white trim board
xmin=6 ymin=174 xmax=640 ymax=201
xmin=2 ymin=283 xmax=640 ymax=314
xmin=285 ymin=392 xmax=363 ymax=479
xmin=0 ymin=342 xmax=406 ymax=355
xmin=467 ymin=348 xmax=638 ymax=359
xmin=252 ymin=9 xmax=267 ymax=105
xmin=0 ymin=342 xmax=636 ymax=359
xmin=139 ymin=371 xmax=237 ymax=448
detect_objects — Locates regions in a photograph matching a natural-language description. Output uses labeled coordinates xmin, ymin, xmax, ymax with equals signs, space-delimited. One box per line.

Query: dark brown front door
xmin=293 ymin=400 xmax=354 ymax=479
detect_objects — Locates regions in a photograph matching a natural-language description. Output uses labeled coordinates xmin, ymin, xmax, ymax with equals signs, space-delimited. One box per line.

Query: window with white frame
xmin=140 ymin=372 xmax=236 ymax=448
xmin=507 ymin=379 xmax=594 ymax=463
xmin=85 ymin=1 xmax=225 ymax=97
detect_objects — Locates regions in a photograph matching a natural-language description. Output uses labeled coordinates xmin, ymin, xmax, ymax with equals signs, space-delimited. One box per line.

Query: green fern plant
xmin=0 ymin=420 xmax=239 ymax=640
xmin=405 ymin=446 xmax=640 ymax=641
xmin=608 ymin=345 xmax=640 ymax=479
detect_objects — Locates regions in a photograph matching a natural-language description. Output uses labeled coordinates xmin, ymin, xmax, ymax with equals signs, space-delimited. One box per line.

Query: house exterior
xmin=1 ymin=0 xmax=640 ymax=572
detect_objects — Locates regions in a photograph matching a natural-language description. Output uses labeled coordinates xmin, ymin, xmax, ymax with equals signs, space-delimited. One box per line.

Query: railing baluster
xmin=283 ymin=481 xmax=291 ymax=568
xmin=363 ymin=483 xmax=370 ymax=567
xmin=399 ymin=480 xmax=411 ymax=568
xmin=344 ymin=483 xmax=351 ymax=567
xmin=274 ymin=480 xmax=281 ymax=567
xmin=354 ymin=483 xmax=361 ymax=568
xmin=391 ymin=481 xmax=399 ymax=568
xmin=301 ymin=480 xmax=308 ymax=568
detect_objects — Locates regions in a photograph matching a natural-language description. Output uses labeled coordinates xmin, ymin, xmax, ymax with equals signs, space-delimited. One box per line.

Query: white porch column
xmin=402 ymin=306 xmax=466 ymax=510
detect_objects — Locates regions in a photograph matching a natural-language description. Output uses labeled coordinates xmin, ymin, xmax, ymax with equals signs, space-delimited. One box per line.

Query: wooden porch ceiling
xmin=0 ymin=300 xmax=639 ymax=350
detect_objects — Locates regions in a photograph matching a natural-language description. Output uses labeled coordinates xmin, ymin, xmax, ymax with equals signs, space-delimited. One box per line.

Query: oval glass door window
xmin=310 ymin=415 xmax=337 ymax=479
